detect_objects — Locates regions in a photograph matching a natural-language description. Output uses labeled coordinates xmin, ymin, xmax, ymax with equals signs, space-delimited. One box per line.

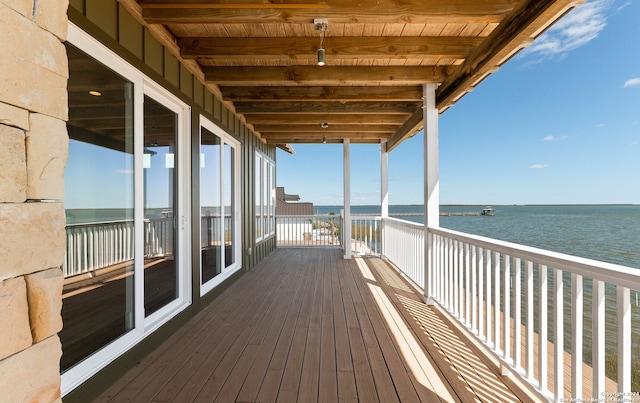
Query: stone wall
xmin=0 ymin=1 xmax=68 ymax=402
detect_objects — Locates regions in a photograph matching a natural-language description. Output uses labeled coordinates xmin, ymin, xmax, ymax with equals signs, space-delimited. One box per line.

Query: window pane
xmin=62 ymin=44 xmax=135 ymax=372
xmin=263 ymin=158 xmax=269 ymax=236
xmin=224 ymin=143 xmax=235 ymax=268
xmin=201 ymin=128 xmax=221 ymax=283
xmin=143 ymin=95 xmax=178 ymax=317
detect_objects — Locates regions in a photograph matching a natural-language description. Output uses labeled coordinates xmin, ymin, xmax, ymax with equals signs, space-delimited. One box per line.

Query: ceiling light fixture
xmin=323 ymin=136 xmax=327 ymax=144
xmin=314 ymin=18 xmax=328 ymax=66
xmin=89 ymin=90 xmax=102 ymax=97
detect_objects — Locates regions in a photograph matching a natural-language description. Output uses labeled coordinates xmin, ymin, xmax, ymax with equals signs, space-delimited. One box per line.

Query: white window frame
xmin=255 ymin=151 xmax=276 ymax=242
xmin=200 ymin=116 xmax=242 ymax=295
xmin=62 ymin=23 xmax=191 ymax=396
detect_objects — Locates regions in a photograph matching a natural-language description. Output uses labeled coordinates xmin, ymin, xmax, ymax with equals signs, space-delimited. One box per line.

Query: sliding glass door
xmin=200 ymin=117 xmax=241 ymax=294
xmin=62 ymin=25 xmax=190 ymax=394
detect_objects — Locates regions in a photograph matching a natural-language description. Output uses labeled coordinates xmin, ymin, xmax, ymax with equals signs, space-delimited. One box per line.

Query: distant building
xmin=276 ymin=187 xmax=314 ymax=216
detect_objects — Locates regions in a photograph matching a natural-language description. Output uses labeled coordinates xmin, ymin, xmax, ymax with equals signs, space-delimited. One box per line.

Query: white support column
xmin=380 ymin=140 xmax=389 ymax=257
xmin=423 ymin=83 xmax=439 ymax=305
xmin=381 ymin=140 xmax=389 ymax=219
xmin=343 ymin=138 xmax=352 ymax=259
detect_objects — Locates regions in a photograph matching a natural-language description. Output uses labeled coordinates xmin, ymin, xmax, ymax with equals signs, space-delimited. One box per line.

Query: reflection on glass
xmin=61 ymin=44 xmax=135 ymax=372
xmin=255 ymin=154 xmax=262 ymax=239
xmin=224 ymin=143 xmax=235 ymax=268
xmin=144 ymin=95 xmax=178 ymax=317
xmin=201 ymin=128 xmax=222 ymax=283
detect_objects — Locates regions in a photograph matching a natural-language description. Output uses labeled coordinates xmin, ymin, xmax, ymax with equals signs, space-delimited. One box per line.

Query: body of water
xmin=315 ymin=204 xmax=640 ymax=269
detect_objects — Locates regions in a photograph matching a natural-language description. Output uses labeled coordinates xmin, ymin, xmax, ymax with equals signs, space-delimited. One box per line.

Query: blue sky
xmin=276 ymin=0 xmax=640 ymax=206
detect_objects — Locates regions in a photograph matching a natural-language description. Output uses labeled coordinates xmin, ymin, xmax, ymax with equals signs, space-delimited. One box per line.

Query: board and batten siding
xmin=63 ymin=1 xmax=276 ymax=401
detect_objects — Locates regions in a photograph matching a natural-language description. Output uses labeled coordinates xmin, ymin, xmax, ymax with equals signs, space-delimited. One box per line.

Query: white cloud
xmin=117 ymin=169 xmax=134 ymax=175
xmin=543 ymin=135 xmax=555 ymax=141
xmin=624 ymin=78 xmax=640 ymax=88
xmin=529 ymin=164 xmax=550 ymax=169
xmin=543 ymin=135 xmax=568 ymax=141
xmin=521 ymin=0 xmax=611 ymax=61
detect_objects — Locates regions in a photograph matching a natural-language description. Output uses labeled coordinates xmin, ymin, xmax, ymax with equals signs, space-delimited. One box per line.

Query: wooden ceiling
xmin=128 ymin=0 xmax=583 ymax=151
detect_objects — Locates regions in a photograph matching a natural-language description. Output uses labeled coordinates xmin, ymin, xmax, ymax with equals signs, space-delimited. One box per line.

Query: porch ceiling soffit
xmin=121 ymin=0 xmax=585 ymax=150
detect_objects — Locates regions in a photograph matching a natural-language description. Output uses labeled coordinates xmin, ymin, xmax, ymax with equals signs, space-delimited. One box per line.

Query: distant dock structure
xmin=440 ymin=206 xmax=495 ymax=217
xmin=439 ymin=211 xmax=481 ymax=216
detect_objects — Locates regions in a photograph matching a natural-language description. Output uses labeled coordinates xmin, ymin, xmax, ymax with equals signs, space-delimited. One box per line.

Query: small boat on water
xmin=481 ymin=206 xmax=495 ymax=216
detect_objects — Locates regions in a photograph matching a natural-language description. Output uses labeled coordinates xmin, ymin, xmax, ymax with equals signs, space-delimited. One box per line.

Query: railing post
xmin=422 ymin=83 xmax=438 ymax=305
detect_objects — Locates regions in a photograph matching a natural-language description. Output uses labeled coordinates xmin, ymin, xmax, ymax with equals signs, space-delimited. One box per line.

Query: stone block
xmin=0 ymin=3 xmax=68 ymax=120
xmin=0 ymin=125 xmax=27 ymax=202
xmin=0 ymin=277 xmax=32 ymax=360
xmin=25 ymin=268 xmax=63 ymax=343
xmin=34 ymin=0 xmax=69 ymax=41
xmin=0 ymin=335 xmax=62 ymax=403
xmin=0 ymin=0 xmax=33 ymax=18
xmin=26 ymin=113 xmax=68 ymax=200
xmin=0 ymin=101 xmax=29 ymax=130
xmin=0 ymin=202 xmax=66 ymax=282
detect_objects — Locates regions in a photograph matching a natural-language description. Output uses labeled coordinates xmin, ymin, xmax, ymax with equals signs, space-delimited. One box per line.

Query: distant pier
xmin=439 ymin=211 xmax=481 ymax=216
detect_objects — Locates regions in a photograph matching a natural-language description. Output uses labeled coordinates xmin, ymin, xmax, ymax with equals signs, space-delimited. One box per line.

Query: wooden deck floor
xmin=95 ymin=248 xmax=537 ymax=402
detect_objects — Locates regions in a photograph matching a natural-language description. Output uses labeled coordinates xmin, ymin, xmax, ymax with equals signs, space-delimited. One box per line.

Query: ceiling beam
xmin=385 ymin=108 xmax=424 ymax=152
xmin=436 ymin=0 xmax=583 ymax=110
xmin=140 ymin=0 xmax=515 ymax=24
xmin=220 ymin=86 xmax=423 ymax=102
xmin=243 ymin=113 xmax=406 ymax=125
xmin=178 ymin=37 xmax=483 ymax=61
xmin=205 ymin=66 xmax=451 ymax=86
xmin=252 ymin=124 xmax=396 ymax=133
xmin=233 ymin=101 xmax=419 ymax=114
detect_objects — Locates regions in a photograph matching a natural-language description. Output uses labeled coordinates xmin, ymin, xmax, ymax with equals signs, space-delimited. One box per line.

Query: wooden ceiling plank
xmin=140 ymin=0 xmax=515 ymax=24
xmin=205 ymin=66 xmax=451 ymax=86
xmin=219 ymin=86 xmax=423 ymax=102
xmin=178 ymin=36 xmax=483 ymax=60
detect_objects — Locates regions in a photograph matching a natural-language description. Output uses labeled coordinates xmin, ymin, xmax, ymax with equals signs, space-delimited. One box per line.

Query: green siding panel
xmin=144 ymin=29 xmax=164 ymax=77
xmin=164 ymin=52 xmax=180 ymax=89
xmin=213 ymin=97 xmax=222 ymax=122
xmin=194 ymin=81 xmax=204 ymax=107
xmin=204 ymin=92 xmax=214 ymax=115
xmin=69 ymin=0 xmax=84 ymax=14
xmin=86 ymin=0 xmax=117 ymax=40
xmin=180 ymin=65 xmax=193 ymax=99
xmin=118 ymin=5 xmax=143 ymax=59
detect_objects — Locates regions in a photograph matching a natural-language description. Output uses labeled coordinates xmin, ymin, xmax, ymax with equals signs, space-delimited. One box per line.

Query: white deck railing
xmin=64 ymin=217 xmax=174 ymax=278
xmin=276 ymin=214 xmax=342 ymax=247
xmin=382 ymin=216 xmax=639 ymax=401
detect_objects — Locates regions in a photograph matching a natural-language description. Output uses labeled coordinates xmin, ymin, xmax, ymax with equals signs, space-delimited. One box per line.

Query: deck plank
xmin=94 ymin=248 xmax=534 ymax=403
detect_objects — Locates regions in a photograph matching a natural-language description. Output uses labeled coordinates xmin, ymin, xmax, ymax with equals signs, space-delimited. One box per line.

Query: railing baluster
xmin=539 ymin=264 xmax=548 ymax=392
xmin=593 ymin=279 xmax=605 ymax=398
xmin=554 ymin=268 xmax=563 ymax=402
xmin=465 ymin=242 xmax=471 ymax=326
xmin=503 ymin=255 xmax=511 ymax=363
xmin=526 ymin=260 xmax=534 ymax=380
xmin=471 ymin=244 xmax=477 ymax=332
xmin=618 ymin=285 xmax=631 ymax=393
xmin=571 ymin=273 xmax=583 ymax=399
xmin=494 ymin=251 xmax=501 ymax=352
xmin=478 ymin=247 xmax=484 ymax=339
xmin=514 ymin=257 xmax=522 ymax=370
xmin=486 ymin=250 xmax=492 ymax=346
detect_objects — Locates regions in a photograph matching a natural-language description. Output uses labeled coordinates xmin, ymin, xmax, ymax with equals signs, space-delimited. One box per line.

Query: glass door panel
xmin=201 ymin=127 xmax=222 ymax=283
xmin=62 ymin=43 xmax=135 ymax=372
xmin=143 ymin=95 xmax=178 ymax=317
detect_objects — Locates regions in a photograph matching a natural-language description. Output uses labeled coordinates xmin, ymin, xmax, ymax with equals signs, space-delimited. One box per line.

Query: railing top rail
xmin=66 ymin=219 xmax=134 ymax=228
xmin=382 ymin=216 xmax=424 ymax=229
xmin=430 ymin=226 xmax=640 ymax=290
xmin=277 ymin=214 xmax=339 ymax=218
